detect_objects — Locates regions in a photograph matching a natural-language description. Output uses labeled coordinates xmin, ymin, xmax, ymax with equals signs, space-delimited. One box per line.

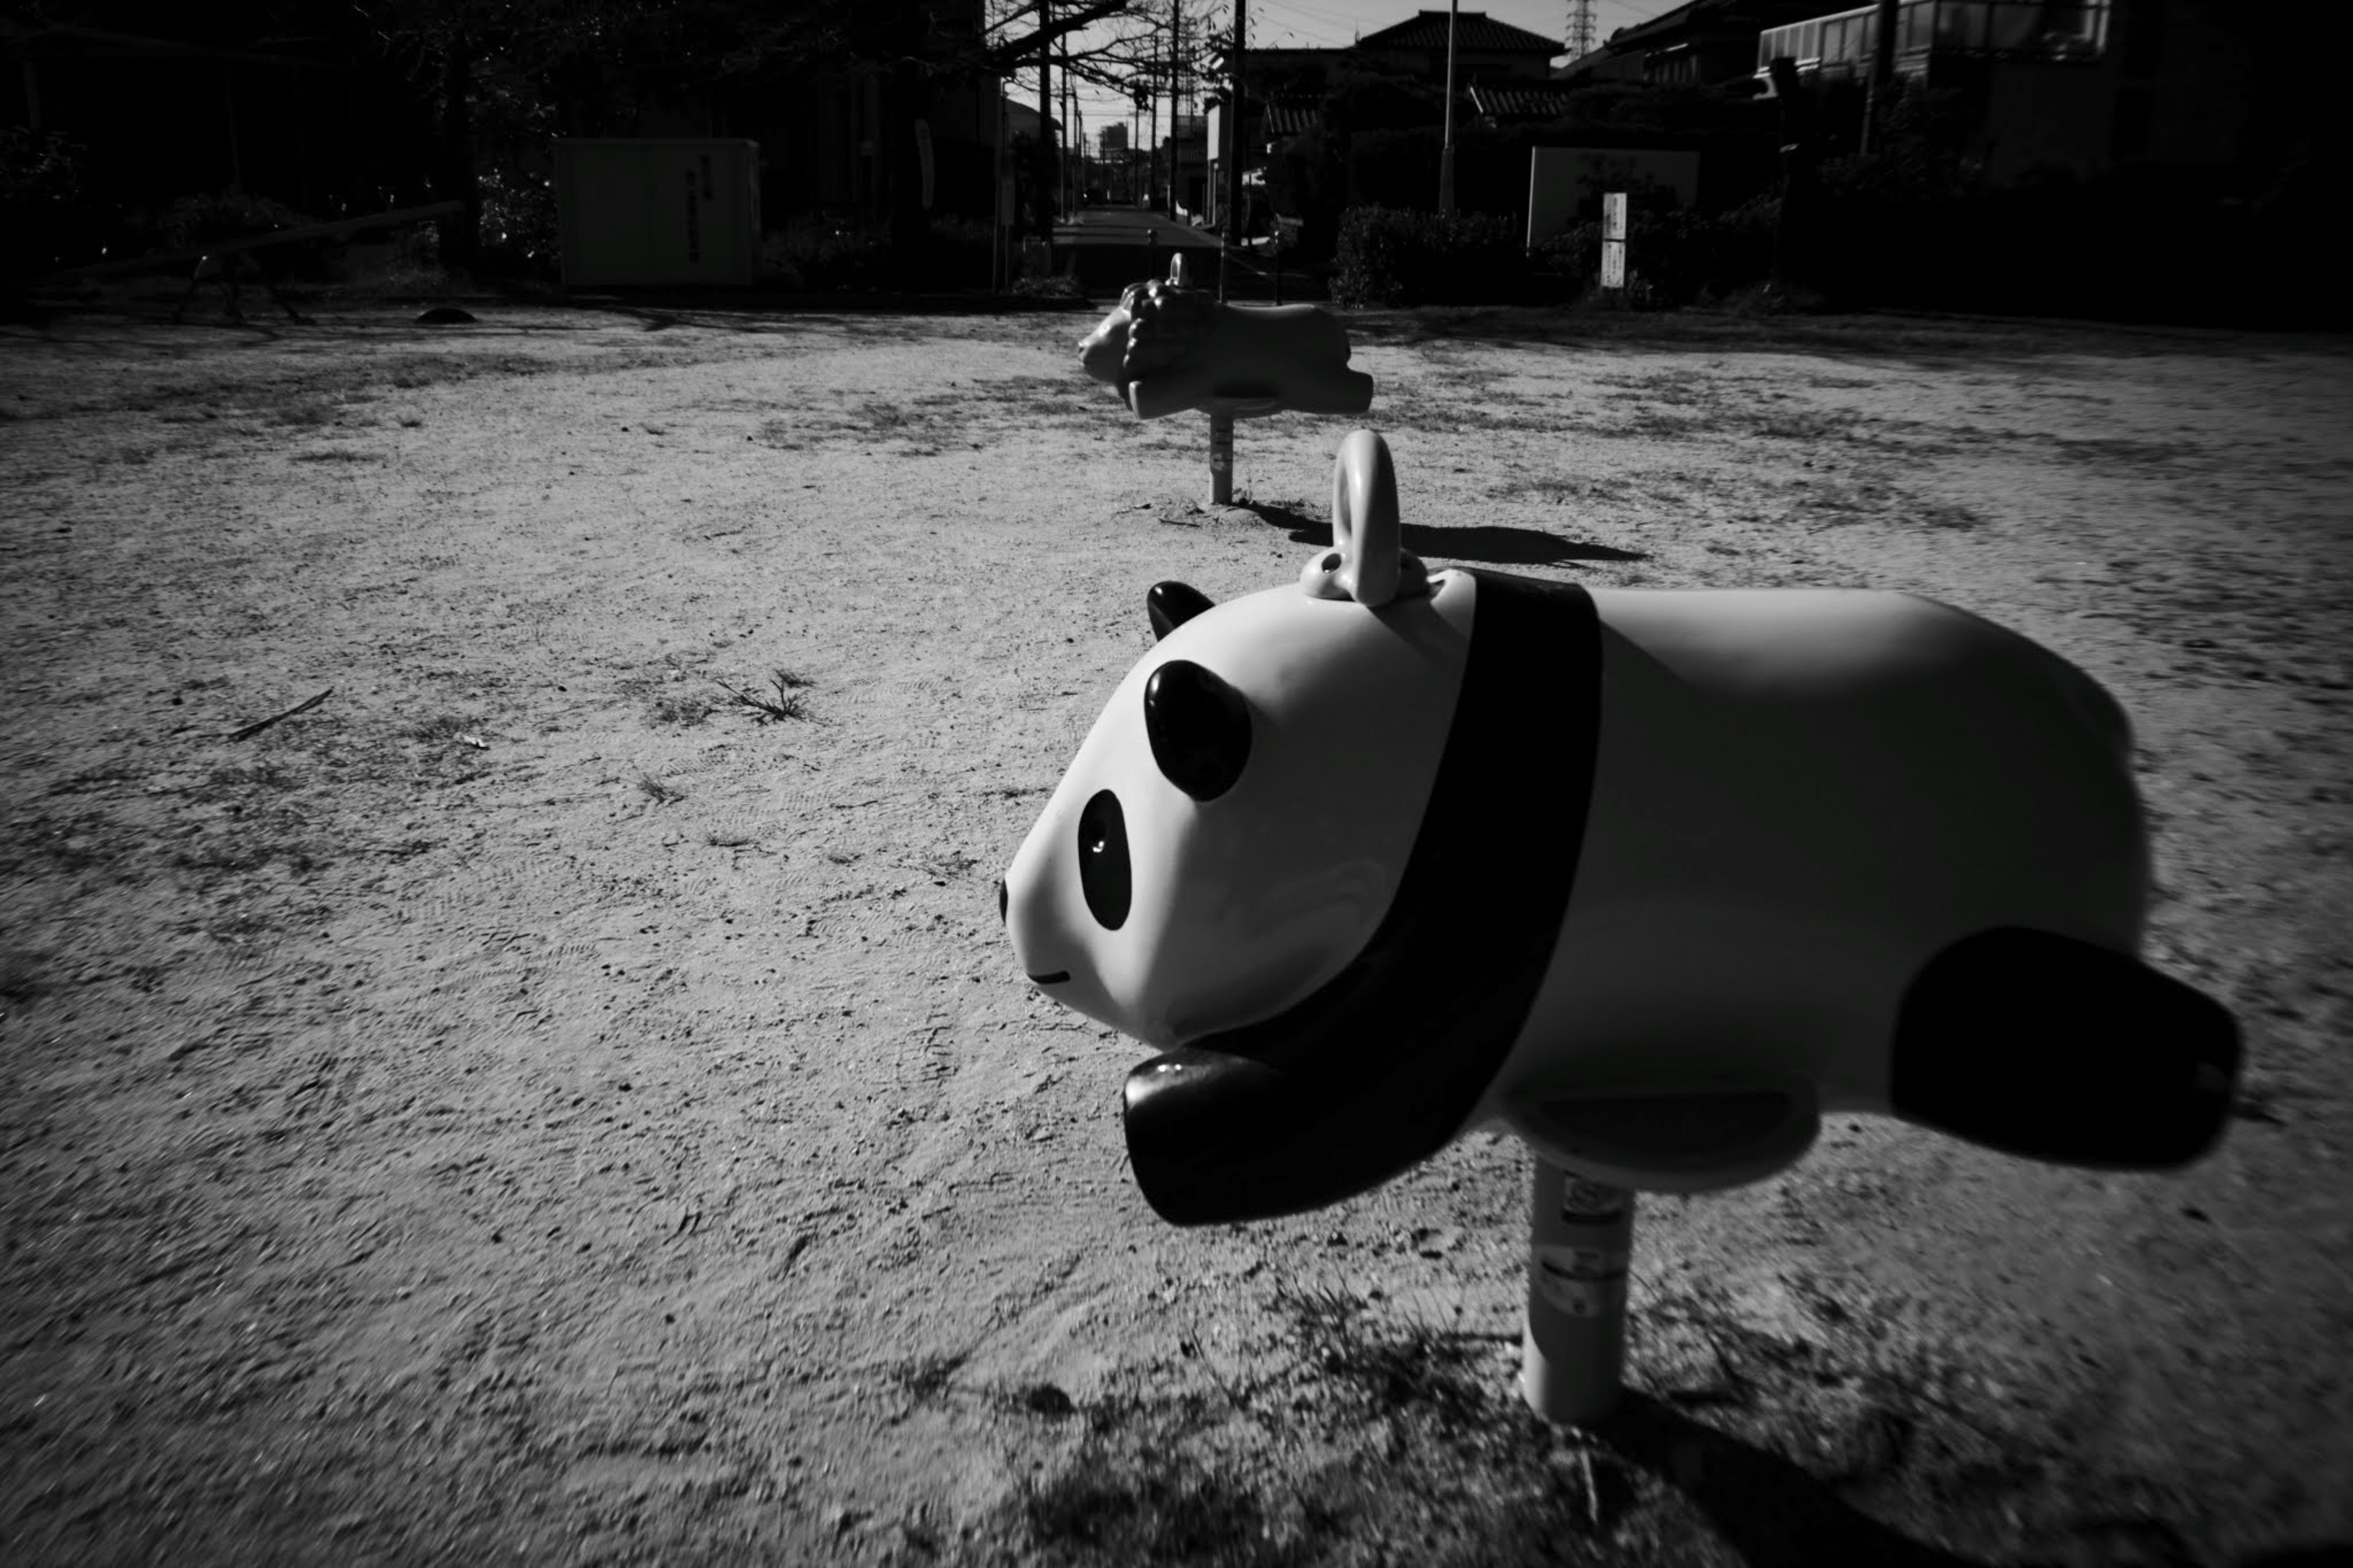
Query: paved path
xmin=1051 ymin=205 xmax=1314 ymax=301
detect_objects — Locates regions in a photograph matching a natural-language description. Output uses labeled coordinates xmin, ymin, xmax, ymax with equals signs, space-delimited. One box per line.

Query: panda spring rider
xmin=1005 ymin=430 xmax=2236 ymax=1227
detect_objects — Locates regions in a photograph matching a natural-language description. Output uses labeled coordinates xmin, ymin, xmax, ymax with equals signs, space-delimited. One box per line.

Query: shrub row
xmin=757 ymin=216 xmax=996 ymax=292
xmin=1798 ymin=181 xmax=2344 ymax=327
xmin=1529 ymin=196 xmax=1781 ymax=308
xmin=1333 ymin=178 xmax=2344 ymax=327
xmin=1329 ymin=206 xmax=1529 ymax=308
xmin=1332 ymin=197 xmax=1783 ymax=310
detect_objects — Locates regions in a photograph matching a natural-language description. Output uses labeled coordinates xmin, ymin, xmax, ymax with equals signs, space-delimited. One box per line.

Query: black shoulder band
xmin=1122 ymin=570 xmax=1604 ymax=1224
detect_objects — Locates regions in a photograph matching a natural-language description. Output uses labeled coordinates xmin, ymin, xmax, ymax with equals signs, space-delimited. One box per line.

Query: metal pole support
xmin=1520 ymin=1159 xmax=1634 ymax=1425
xmin=1210 ymin=412 xmax=1235 ymax=504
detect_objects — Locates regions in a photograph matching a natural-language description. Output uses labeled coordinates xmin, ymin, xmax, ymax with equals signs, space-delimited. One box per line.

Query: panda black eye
xmin=1076 ymin=789 xmax=1131 ymax=931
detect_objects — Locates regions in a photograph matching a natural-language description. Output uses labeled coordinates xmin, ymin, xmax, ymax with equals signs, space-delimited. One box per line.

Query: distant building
xmin=1541 ymin=0 xmax=2324 ymax=194
xmin=1555 ymin=0 xmax=1830 ymax=88
xmin=1247 ymin=11 xmax=1564 ymax=95
xmin=1756 ymin=0 xmax=2322 ymax=190
xmin=1351 ymin=10 xmax=1564 ymax=83
xmin=1164 ymin=112 xmax=1210 ymax=219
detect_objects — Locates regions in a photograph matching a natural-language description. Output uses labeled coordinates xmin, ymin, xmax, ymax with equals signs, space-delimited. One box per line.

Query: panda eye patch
xmin=1077 ymin=789 xmax=1132 ymax=930
xmin=1143 ymin=659 xmax=1250 ymax=801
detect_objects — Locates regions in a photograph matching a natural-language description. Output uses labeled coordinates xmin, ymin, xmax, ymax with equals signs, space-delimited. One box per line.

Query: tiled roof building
xmin=1351 ymin=9 xmax=1563 ymax=82
xmin=1354 ymin=10 xmax=1566 ymax=55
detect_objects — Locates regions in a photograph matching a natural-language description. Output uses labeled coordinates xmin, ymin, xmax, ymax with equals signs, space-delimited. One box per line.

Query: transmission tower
xmin=1566 ymin=0 xmax=1596 ymax=59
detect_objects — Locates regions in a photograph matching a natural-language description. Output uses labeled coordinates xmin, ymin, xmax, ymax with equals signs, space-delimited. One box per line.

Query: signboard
xmin=555 ymin=138 xmax=761 ymax=287
xmin=1525 ymin=146 xmax=1700 ymax=248
xmin=1600 ymin=191 xmax=1627 ymax=290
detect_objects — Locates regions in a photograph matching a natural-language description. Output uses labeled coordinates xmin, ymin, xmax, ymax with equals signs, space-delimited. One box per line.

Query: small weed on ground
xmin=714 ymin=668 xmax=812 ymax=722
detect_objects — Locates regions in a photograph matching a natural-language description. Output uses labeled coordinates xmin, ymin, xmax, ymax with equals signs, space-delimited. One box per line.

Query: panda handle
xmin=1300 ymin=430 xmax=1428 ymax=607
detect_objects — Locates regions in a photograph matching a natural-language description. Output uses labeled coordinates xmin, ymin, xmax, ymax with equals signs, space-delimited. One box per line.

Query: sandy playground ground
xmin=2 ymin=297 xmax=2349 ymax=1566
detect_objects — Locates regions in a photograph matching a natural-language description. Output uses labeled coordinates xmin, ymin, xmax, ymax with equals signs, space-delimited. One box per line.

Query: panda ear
xmin=1146 ymin=581 xmax=1215 ymax=641
xmin=1145 ymin=660 xmax=1250 ymax=801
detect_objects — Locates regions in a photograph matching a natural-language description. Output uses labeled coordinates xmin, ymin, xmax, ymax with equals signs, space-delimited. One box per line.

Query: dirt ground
xmin=2 ymin=296 xmax=2348 ymax=1567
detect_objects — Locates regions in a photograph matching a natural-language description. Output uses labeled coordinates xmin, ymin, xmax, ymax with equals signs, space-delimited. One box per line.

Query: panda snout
xmin=1001 ymin=868 xmax=1070 ymax=986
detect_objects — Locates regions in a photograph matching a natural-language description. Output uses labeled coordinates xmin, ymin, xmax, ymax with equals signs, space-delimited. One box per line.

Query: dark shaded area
xmin=3 ymin=294 xmax=1088 ymax=351
xmin=1606 ymin=1392 xmax=1999 ymax=1568
xmin=1243 ymin=500 xmax=1646 ymax=568
xmin=1020 ymin=1448 xmax=1285 ymax=1567
xmin=1339 ymin=303 xmax=2353 ymax=376
xmin=561 ymin=292 xmax=1091 ymax=328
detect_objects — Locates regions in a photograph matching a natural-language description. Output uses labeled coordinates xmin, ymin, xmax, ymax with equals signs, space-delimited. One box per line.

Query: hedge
xmin=1331 ymin=206 xmax=1528 ymax=308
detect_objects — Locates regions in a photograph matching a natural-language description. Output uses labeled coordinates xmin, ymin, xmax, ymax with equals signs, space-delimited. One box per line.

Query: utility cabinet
xmin=555 ymin=139 xmax=762 ymax=287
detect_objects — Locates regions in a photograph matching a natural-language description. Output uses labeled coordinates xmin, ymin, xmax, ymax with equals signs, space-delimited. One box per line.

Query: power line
xmin=1251 ymin=0 xmax=1365 ymax=39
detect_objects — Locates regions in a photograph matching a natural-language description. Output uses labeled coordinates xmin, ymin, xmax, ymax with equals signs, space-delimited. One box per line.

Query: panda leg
xmin=1888 ymin=928 xmax=2240 ymax=1169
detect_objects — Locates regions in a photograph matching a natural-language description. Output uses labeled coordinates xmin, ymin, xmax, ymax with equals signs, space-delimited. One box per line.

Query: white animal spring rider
xmin=1002 ymin=430 xmax=2240 ymax=1423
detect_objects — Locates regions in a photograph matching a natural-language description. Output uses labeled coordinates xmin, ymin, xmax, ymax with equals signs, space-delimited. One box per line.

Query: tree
xmin=343 ymin=0 xmax=1142 ymax=277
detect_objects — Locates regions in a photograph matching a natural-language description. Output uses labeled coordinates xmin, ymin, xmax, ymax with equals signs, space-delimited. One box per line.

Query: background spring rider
xmin=1002 ymin=429 xmax=2242 ymax=1428
xmin=1077 ymin=254 xmax=1374 ymax=504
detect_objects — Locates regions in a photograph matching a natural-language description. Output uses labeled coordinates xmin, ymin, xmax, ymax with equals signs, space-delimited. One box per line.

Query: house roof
xmin=1469 ymin=83 xmax=1588 ymax=121
xmin=1355 ymin=10 xmax=1563 ymax=55
xmin=1605 ymin=0 xmax=1831 ymax=51
xmin=1263 ymin=102 xmax=1321 ymax=138
xmin=1003 ymin=99 xmax=1059 ymax=138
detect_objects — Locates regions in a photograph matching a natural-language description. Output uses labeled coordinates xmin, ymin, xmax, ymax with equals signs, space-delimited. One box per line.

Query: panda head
xmin=1004 ymin=431 xmax=1613 ymax=1227
xmin=1001 ymin=565 xmax=1469 ymax=1054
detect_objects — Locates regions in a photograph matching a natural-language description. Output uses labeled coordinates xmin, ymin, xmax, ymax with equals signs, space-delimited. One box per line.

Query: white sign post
xmin=1600 ymin=191 xmax=1628 ymax=292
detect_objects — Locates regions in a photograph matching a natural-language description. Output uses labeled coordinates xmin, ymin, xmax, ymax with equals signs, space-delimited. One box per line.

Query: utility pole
xmin=1148 ymin=19 xmax=1162 ymax=216
xmin=1171 ymin=0 xmax=1184 ymax=219
xmin=1768 ymin=55 xmax=1819 ymax=290
xmin=1221 ymin=0 xmax=1247 ymax=300
xmin=1036 ymin=0 xmax=1054 ymax=240
xmin=1438 ymin=0 xmax=1458 ymax=215
xmin=1862 ymin=0 xmax=1901 ymax=153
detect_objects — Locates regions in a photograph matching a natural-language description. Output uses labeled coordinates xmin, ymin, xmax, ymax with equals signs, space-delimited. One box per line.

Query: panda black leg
xmin=1889 ymin=927 xmax=2240 ymax=1169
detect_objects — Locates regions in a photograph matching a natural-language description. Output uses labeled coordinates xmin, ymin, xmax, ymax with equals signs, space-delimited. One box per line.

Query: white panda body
xmin=1004 ymin=434 xmax=2237 ymax=1226
xmin=1477 ymin=585 xmax=2152 ymax=1191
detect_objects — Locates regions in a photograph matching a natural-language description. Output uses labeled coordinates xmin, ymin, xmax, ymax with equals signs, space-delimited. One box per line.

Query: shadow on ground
xmin=1607 ymin=1392 xmax=1996 ymax=1568
xmin=1342 ymin=305 xmax=2353 ymax=374
xmin=1243 ymin=500 xmax=1646 ymax=568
